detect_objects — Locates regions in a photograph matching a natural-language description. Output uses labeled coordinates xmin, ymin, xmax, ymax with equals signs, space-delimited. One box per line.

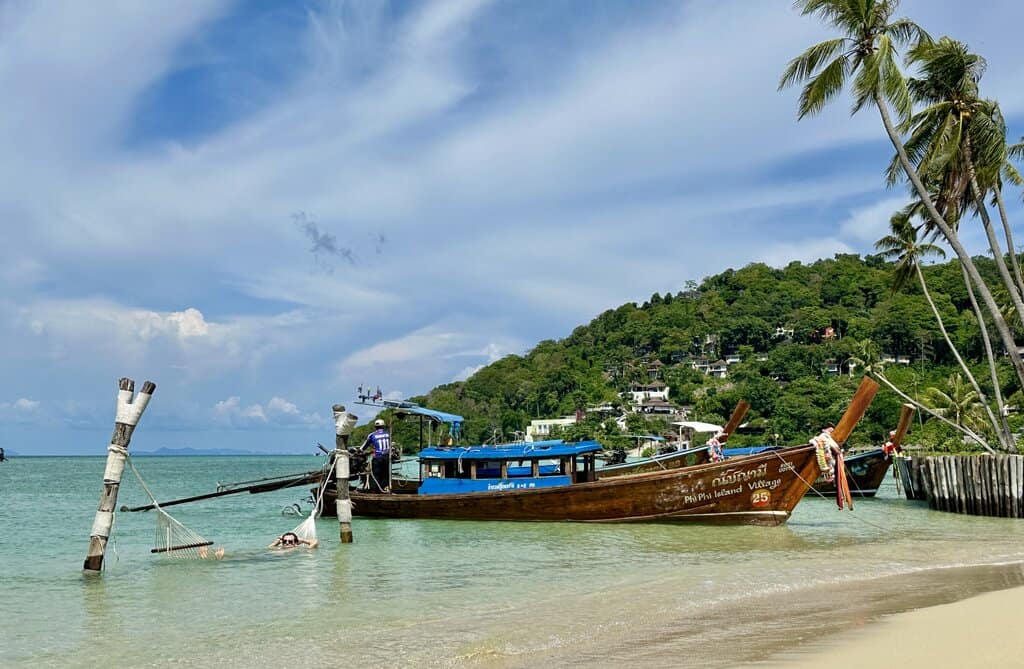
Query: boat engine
xmin=603 ymin=448 xmax=627 ymax=465
xmin=345 ymin=447 xmax=369 ymax=477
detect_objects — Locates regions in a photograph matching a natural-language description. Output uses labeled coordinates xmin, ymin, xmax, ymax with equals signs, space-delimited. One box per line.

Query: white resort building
xmin=525 ymin=416 xmax=578 ymax=442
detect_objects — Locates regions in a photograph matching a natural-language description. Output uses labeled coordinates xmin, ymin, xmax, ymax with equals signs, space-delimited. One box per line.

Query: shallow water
xmin=2 ymin=456 xmax=1023 ymax=668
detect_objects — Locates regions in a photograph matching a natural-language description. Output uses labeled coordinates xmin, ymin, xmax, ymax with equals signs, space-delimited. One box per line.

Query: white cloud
xmin=212 ymin=395 xmax=324 ymax=429
xmin=0 ymin=397 xmax=42 ymax=423
xmin=839 ymin=197 xmax=908 ymax=245
xmin=756 ymin=238 xmax=856 ymax=268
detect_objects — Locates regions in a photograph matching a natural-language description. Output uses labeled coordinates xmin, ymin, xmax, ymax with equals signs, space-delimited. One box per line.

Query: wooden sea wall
xmin=897 ymin=455 xmax=1024 ymax=518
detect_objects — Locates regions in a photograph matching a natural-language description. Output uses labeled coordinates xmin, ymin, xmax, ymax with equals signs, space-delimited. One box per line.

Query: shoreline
xmin=510 ymin=559 xmax=1024 ymax=669
xmin=759 ymin=582 xmax=1024 ymax=668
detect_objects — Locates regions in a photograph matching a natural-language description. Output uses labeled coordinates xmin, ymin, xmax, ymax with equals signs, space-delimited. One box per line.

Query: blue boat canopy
xmin=383 ymin=399 xmax=464 ymax=424
xmin=420 ymin=440 xmax=602 ymax=461
xmin=721 ymin=446 xmax=778 ymax=457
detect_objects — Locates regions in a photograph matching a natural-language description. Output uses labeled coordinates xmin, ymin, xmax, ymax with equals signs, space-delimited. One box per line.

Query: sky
xmin=2 ymin=0 xmax=1023 ymax=455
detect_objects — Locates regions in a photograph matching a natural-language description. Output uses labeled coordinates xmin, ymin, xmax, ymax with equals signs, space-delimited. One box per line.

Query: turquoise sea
xmin=3 ymin=455 xmax=1024 ymax=668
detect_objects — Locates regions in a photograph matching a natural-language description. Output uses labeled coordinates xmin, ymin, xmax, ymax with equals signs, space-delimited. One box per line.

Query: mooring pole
xmin=333 ymin=404 xmax=357 ymax=543
xmin=83 ymin=378 xmax=155 ymax=573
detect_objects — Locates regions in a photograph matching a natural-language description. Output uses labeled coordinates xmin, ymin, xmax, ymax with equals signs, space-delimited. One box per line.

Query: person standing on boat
xmin=362 ymin=418 xmax=392 ymax=493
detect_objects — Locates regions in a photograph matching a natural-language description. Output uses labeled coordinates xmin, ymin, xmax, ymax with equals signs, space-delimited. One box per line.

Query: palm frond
xmin=798 ymin=55 xmax=850 ymax=119
xmin=878 ymin=36 xmax=912 ymax=121
xmin=886 ymin=17 xmax=931 ymax=47
xmin=778 ymin=38 xmax=849 ymax=90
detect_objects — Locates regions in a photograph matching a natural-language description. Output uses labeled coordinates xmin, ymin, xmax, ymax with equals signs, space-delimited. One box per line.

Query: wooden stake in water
xmin=83 ymin=378 xmax=155 ymax=573
xmin=333 ymin=404 xmax=357 ymax=544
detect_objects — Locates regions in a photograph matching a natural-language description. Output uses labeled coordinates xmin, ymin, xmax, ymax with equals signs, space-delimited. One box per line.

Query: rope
xmin=768 ymin=450 xmax=893 ymax=534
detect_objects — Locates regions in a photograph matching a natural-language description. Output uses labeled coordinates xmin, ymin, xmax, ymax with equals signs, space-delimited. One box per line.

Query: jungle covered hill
xmin=378 ymin=253 xmax=1024 ymax=453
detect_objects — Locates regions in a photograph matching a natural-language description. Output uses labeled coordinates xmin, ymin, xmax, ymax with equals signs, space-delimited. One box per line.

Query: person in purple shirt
xmin=362 ymin=418 xmax=392 ymax=492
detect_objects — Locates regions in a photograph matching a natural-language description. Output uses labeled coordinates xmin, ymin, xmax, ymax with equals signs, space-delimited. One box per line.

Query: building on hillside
xmin=725 ymin=353 xmax=742 ymax=365
xmin=824 ymin=359 xmax=840 ymax=374
xmin=640 ymin=397 xmax=675 ymax=415
xmin=691 ymin=357 xmax=711 ymax=373
xmin=755 ymin=353 xmax=769 ymax=362
xmin=708 ymin=360 xmax=728 ymax=378
xmin=626 ymin=380 xmax=670 ymax=405
xmin=646 ymin=359 xmax=665 ymax=378
xmin=525 ymin=416 xmax=577 ymax=442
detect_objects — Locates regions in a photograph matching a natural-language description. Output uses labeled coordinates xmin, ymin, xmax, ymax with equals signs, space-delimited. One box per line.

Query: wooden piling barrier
xmin=911 ymin=453 xmax=1024 ymax=518
xmin=333 ymin=404 xmax=358 ymax=544
xmin=83 ymin=378 xmax=155 ymax=573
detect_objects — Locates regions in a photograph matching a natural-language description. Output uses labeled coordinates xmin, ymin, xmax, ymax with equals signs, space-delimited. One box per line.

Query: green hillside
xmin=379 ymin=254 xmax=1022 ymax=453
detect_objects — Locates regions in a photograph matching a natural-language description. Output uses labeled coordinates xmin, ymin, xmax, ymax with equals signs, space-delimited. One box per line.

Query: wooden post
xmin=333 ymin=404 xmax=357 ymax=544
xmin=83 ymin=378 xmax=155 ymax=573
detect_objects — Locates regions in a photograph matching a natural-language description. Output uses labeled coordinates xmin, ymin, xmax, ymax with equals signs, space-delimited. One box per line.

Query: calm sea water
xmin=2 ymin=455 xmax=1024 ymax=668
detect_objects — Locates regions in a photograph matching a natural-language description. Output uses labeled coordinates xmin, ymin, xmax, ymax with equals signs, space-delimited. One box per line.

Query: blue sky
xmin=2 ymin=0 xmax=1023 ymax=454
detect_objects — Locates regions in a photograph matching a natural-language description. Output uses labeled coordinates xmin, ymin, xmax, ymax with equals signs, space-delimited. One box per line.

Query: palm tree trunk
xmin=964 ymin=141 xmax=1024 ymax=330
xmin=916 ymin=263 xmax=1009 ymax=449
xmin=874 ymin=91 xmax=1024 ymax=391
xmin=873 ymin=371 xmax=994 ymax=453
xmin=961 ymin=263 xmax=1017 ymax=451
xmin=994 ymin=187 xmax=1024 ymax=297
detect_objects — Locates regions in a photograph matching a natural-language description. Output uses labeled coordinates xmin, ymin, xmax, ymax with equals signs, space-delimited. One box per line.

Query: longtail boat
xmin=319 ymin=379 xmax=878 ymax=524
xmin=813 ymin=403 xmax=915 ymax=498
xmin=722 ymin=401 xmax=914 ymax=499
xmin=596 ymin=400 xmax=749 ymax=478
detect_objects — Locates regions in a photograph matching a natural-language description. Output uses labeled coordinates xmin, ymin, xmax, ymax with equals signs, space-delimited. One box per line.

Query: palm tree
xmin=848 ymin=337 xmax=992 ymax=451
xmin=923 ymin=373 xmax=985 ymax=431
xmin=875 ymin=210 xmax=1012 ymax=449
xmin=1002 ymin=138 xmax=1024 ymax=293
xmin=780 ymin=0 xmax=1024 ymax=391
xmin=893 ymin=38 xmax=1024 ymax=331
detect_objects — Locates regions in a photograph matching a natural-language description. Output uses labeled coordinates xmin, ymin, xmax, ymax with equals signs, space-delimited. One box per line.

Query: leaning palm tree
xmin=876 ymin=210 xmax=1012 ymax=449
xmin=780 ymin=0 xmax=1024 ymax=391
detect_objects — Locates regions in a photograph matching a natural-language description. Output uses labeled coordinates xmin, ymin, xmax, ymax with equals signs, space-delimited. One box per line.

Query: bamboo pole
xmin=957 ymin=457 xmax=967 ymax=514
xmin=83 ymin=378 xmax=155 ymax=573
xmin=922 ymin=458 xmax=935 ymax=509
xmin=973 ymin=456 xmax=982 ymax=515
xmin=333 ymin=404 xmax=357 ymax=544
xmin=1014 ymin=456 xmax=1022 ymax=518
xmin=1003 ymin=456 xmax=1012 ymax=518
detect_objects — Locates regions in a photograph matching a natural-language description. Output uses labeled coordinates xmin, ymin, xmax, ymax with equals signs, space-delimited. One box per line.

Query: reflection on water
xmin=2 ymin=457 xmax=1024 ymax=668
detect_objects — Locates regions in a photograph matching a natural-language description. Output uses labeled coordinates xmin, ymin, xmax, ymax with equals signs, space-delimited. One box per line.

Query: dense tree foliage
xmin=361 ymin=255 xmax=1021 ymax=454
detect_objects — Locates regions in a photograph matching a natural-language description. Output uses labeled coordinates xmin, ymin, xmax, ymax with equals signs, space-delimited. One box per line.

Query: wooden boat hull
xmin=597 ymin=446 xmax=711 ymax=478
xmin=812 ymin=448 xmax=891 ymax=497
xmin=322 ymin=444 xmax=822 ymax=526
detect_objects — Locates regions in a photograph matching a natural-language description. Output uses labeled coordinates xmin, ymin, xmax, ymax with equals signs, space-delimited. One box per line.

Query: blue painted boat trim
xmin=419 ymin=475 xmax=572 ymax=495
xmin=420 ymin=440 xmax=602 ymax=461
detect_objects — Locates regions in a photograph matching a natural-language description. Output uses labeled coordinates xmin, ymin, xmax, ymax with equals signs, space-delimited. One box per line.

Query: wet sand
xmin=763 ymin=584 xmax=1024 ymax=668
xmin=526 ymin=561 xmax=1024 ymax=669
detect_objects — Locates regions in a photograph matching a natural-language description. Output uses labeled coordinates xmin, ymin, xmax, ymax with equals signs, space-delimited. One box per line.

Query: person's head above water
xmin=281 ymin=532 xmax=299 ymax=546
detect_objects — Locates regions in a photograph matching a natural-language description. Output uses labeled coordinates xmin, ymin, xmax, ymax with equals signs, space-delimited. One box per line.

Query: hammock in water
xmin=127 ymin=457 xmax=220 ymax=558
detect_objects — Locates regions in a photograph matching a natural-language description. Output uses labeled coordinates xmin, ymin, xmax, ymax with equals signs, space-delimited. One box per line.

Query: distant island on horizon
xmin=4 ymin=447 xmax=317 ymax=457
xmin=135 ymin=447 xmax=312 ymax=456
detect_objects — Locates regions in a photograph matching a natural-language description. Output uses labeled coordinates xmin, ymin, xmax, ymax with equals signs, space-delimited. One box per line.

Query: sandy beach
xmin=762 ymin=584 xmax=1024 ymax=668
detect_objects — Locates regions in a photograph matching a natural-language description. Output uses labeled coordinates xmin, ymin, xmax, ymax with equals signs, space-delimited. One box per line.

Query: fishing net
xmin=127 ymin=457 xmax=216 ymax=558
